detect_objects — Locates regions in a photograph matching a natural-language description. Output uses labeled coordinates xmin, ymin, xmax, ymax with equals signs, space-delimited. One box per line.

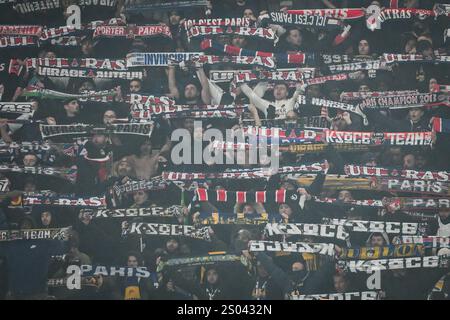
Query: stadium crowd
xmin=0 ymin=0 xmax=449 ymax=300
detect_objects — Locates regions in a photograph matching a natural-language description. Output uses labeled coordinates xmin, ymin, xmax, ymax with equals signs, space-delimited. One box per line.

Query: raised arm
xmin=195 ymin=66 xmax=212 ymax=104
xmin=240 ymin=83 xmax=271 ymax=117
xmin=0 ymin=119 xmax=12 ymax=144
xmin=166 ymin=66 xmax=180 ymax=100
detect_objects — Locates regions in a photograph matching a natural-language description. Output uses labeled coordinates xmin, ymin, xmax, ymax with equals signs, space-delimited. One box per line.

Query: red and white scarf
xmin=195 ymin=188 xmax=288 ymax=204
xmin=187 ymin=26 xmax=278 ymax=43
xmin=93 ymin=24 xmax=172 ymax=39
xmin=344 ymin=165 xmax=449 ymax=182
xmin=383 ymin=54 xmax=450 ymax=64
xmin=286 ymin=8 xmax=365 ymax=20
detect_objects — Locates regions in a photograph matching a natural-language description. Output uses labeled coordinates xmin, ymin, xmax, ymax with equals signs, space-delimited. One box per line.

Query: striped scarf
xmin=432 ymin=117 xmax=450 ymax=133
xmin=200 ymin=39 xmax=310 ymax=65
xmin=187 ymin=26 xmax=278 ymax=43
xmin=195 ymin=188 xmax=289 ymax=204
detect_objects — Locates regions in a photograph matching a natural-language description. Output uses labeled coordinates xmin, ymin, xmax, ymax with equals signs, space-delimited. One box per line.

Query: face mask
xmin=290 ymin=270 xmax=308 ymax=283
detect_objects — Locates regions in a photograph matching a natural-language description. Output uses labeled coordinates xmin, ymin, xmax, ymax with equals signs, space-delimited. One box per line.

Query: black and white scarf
xmin=383 ymin=54 xmax=450 ymax=64
xmin=40 ymin=123 xmax=154 ymax=139
xmin=327 ymin=60 xmax=390 ymax=73
xmin=340 ymin=90 xmax=419 ymax=101
xmin=312 ymin=196 xmax=450 ymax=211
xmin=124 ymin=223 xmax=211 ymax=241
xmin=0 ymin=179 xmax=10 ymax=192
xmin=0 ymin=141 xmax=81 ymax=158
xmin=0 ymin=227 xmax=71 ymax=241
xmin=157 ymin=254 xmax=241 ymax=272
xmin=25 ymin=57 xmax=128 ymax=71
xmin=21 ymin=194 xmax=106 ymax=207
xmin=356 ymin=92 xmax=450 ymax=109
xmin=86 ymin=205 xmax=184 ymax=219
xmin=73 ymin=265 xmax=152 ymax=278
xmin=322 ymin=218 xmax=426 ymax=235
xmin=323 ymin=130 xmax=433 ymax=146
xmin=295 ymin=174 xmax=449 ymax=196
xmin=234 ymin=128 xmax=433 ymax=146
xmin=0 ymin=102 xmax=34 ymax=114
xmin=113 ymin=177 xmax=170 ymax=197
xmin=249 ymin=240 xmax=335 ymax=257
xmin=126 ymin=52 xmax=203 ymax=67
xmin=126 ymin=94 xmax=175 ymax=108
xmin=31 ymin=66 xmax=143 ymax=79
xmin=290 ymin=291 xmax=379 ymax=300
xmin=21 ymin=86 xmax=117 ymax=102
xmin=131 ymin=104 xmax=248 ymax=119
xmin=210 ymin=68 xmax=316 ymax=83
xmin=338 ymin=255 xmax=450 ymax=273
xmin=295 ymin=95 xmax=367 ymax=122
xmin=0 ymin=164 xmax=76 ymax=183
xmin=264 ymin=223 xmax=349 ymax=241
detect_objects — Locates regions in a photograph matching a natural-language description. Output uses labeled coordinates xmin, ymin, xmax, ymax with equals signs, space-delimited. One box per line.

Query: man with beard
xmin=128 ymin=138 xmax=168 ymax=180
xmin=114 ymin=156 xmax=136 ymax=180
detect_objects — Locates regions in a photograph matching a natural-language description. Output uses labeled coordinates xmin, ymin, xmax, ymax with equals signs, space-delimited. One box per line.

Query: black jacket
xmin=364 ymin=109 xmax=430 ymax=132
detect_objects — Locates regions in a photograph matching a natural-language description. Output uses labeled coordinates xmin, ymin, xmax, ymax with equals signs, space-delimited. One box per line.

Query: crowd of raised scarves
xmin=0 ymin=0 xmax=449 ymax=300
